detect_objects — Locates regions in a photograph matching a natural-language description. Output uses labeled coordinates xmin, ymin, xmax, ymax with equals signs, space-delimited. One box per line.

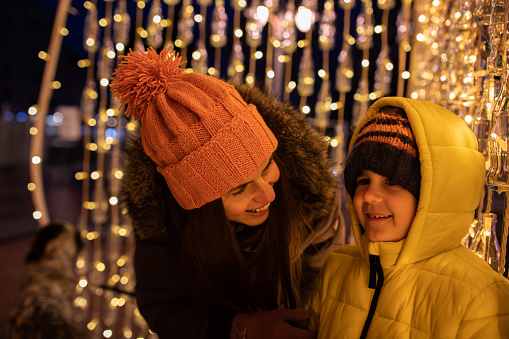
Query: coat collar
xmin=361 ymin=234 xmax=404 ymax=273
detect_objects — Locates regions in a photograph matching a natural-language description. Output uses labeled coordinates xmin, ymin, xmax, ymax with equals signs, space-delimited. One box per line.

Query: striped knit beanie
xmin=343 ymin=106 xmax=421 ymax=199
xmin=110 ymin=47 xmax=277 ymax=210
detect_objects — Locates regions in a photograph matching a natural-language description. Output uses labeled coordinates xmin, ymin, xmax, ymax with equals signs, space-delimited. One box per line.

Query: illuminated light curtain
xmin=245 ymin=0 xmax=267 ymax=84
xmin=263 ymin=0 xmax=278 ymax=91
xmin=103 ymin=0 xmax=131 ymax=333
xmin=297 ymin=2 xmax=318 ymax=114
xmin=194 ymin=0 xmax=211 ymax=74
xmin=374 ymin=0 xmax=395 ymax=98
xmin=146 ymin=0 xmax=164 ymax=49
xmin=228 ymin=0 xmax=247 ymax=82
xmin=296 ymin=6 xmax=316 ymax=113
xmin=88 ymin=1 xmax=116 ymax=335
xmin=74 ymin=0 xmax=99 ymax=328
xmin=73 ymin=1 xmax=153 ymax=337
xmin=281 ymin=0 xmax=297 ymax=101
xmin=210 ymin=0 xmax=228 ymax=77
xmin=331 ymin=0 xmax=355 ymax=176
xmin=176 ymin=0 xmax=195 ymax=62
xmin=315 ymin=0 xmax=336 ymax=134
xmin=410 ymin=0 xmax=508 ymax=276
xmin=163 ymin=0 xmax=179 ymax=49
xmin=351 ymin=0 xmax=374 ymax=127
xmin=396 ymin=0 xmax=411 ymax=97
xmin=503 ymin=195 xmax=509 ymax=273
xmin=407 ymin=0 xmax=448 ymax=102
xmin=135 ymin=0 xmax=148 ymax=50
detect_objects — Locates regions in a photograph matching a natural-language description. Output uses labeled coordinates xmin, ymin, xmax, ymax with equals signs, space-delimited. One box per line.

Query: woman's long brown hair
xmin=180 ymin=155 xmax=312 ymax=312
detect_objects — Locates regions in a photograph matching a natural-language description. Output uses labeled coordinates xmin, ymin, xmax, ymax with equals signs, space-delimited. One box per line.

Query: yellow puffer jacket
xmin=309 ymin=97 xmax=509 ymax=338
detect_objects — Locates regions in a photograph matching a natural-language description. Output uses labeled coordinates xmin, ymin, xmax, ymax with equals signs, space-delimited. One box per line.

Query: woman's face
xmin=221 ymin=155 xmax=280 ymax=226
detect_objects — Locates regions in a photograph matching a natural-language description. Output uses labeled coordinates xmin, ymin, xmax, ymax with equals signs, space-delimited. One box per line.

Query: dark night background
xmin=1 ymin=0 xmax=87 ymax=114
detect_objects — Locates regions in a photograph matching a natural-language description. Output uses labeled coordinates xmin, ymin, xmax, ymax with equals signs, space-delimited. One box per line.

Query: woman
xmin=112 ymin=47 xmax=345 ymax=339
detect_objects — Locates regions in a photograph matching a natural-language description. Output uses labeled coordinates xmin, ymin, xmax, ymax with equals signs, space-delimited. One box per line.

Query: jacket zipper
xmin=360 ymin=254 xmax=385 ymax=339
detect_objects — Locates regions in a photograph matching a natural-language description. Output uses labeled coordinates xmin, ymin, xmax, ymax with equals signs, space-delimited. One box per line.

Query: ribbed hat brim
xmin=343 ymin=141 xmax=421 ymax=199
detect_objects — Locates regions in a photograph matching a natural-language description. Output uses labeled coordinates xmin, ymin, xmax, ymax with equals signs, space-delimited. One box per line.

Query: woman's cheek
xmin=223 ymin=196 xmax=249 ymax=217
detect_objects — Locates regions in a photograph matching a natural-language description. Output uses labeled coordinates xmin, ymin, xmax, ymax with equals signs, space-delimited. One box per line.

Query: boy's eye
xmin=385 ymin=179 xmax=405 ymax=190
xmin=385 ymin=179 xmax=396 ymax=185
xmin=356 ymin=178 xmax=369 ymax=185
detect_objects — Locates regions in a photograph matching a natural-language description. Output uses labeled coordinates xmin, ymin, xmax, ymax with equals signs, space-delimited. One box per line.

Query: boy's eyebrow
xmin=227 ymin=154 xmax=275 ymax=194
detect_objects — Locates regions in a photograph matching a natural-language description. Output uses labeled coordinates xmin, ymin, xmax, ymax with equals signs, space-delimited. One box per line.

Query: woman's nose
xmin=253 ymin=179 xmax=276 ymax=203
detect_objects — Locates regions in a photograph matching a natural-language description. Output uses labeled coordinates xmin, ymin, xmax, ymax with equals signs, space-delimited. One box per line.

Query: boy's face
xmin=353 ymin=170 xmax=417 ymax=242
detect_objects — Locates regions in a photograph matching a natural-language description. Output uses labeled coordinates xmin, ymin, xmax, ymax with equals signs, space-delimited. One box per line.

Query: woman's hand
xmin=230 ymin=308 xmax=317 ymax=339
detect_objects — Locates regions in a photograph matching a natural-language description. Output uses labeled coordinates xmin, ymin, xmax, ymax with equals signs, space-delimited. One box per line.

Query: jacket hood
xmin=122 ymin=82 xmax=337 ymax=240
xmin=346 ymin=97 xmax=485 ymax=266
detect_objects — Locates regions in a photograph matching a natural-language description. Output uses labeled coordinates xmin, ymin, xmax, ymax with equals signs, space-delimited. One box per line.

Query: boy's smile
xmin=353 ymin=170 xmax=418 ymax=242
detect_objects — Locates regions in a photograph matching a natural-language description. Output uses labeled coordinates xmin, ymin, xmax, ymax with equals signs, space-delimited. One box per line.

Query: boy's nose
xmin=363 ymin=184 xmax=383 ymax=203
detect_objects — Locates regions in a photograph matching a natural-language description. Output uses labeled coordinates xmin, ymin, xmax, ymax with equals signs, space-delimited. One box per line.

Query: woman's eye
xmin=262 ymin=159 xmax=274 ymax=174
xmin=231 ymin=186 xmax=247 ymax=196
xmin=357 ymin=178 xmax=369 ymax=185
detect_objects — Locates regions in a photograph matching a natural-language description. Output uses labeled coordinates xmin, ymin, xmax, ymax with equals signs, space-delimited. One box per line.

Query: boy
xmin=309 ymin=97 xmax=509 ymax=338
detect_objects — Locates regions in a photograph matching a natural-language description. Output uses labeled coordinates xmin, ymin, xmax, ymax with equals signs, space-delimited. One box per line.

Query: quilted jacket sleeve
xmin=455 ymin=279 xmax=509 ymax=338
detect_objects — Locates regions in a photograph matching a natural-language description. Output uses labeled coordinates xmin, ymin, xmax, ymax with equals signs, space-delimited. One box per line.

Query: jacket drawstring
xmin=360 ymin=254 xmax=384 ymax=339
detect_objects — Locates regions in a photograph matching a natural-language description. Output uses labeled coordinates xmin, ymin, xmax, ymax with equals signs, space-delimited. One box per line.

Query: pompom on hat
xmin=343 ymin=106 xmax=421 ymax=199
xmin=111 ymin=47 xmax=278 ymax=210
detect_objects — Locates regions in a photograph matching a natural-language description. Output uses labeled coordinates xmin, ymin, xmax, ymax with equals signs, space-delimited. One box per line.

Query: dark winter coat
xmin=121 ymin=83 xmax=345 ymax=339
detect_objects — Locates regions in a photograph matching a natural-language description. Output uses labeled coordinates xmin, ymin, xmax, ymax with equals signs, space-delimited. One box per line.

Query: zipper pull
xmin=368 ymin=254 xmax=380 ymax=289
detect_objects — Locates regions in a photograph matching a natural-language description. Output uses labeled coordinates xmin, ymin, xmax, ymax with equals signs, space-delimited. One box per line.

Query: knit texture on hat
xmin=343 ymin=106 xmax=421 ymax=199
xmin=111 ymin=47 xmax=278 ymax=209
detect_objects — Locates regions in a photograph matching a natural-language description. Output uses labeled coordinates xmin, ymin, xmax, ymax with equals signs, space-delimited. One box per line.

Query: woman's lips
xmin=246 ymin=202 xmax=270 ymax=213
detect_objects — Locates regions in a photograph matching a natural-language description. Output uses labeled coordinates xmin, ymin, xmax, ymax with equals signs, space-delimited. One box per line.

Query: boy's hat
xmin=343 ymin=106 xmax=421 ymax=199
xmin=110 ymin=47 xmax=277 ymax=210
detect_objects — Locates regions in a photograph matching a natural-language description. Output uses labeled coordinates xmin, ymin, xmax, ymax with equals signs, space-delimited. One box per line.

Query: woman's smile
xmin=246 ymin=202 xmax=271 ymax=213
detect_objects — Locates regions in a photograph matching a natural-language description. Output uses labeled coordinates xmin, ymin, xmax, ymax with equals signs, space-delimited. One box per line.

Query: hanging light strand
xmin=29 ymin=0 xmax=73 ymax=226
xmin=396 ymin=0 xmax=411 ymax=96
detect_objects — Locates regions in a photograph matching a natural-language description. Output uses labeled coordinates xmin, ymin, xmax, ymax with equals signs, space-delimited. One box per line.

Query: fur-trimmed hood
xmin=121 ymin=83 xmax=338 ymax=240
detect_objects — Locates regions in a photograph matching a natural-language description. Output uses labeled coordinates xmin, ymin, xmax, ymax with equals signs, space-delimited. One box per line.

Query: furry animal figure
xmin=8 ymin=222 xmax=84 ymax=339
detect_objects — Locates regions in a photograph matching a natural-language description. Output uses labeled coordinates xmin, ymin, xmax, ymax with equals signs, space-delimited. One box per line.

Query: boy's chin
xmin=365 ymin=230 xmax=406 ymax=242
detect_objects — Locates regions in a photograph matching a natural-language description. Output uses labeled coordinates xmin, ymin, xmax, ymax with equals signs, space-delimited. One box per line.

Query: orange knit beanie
xmin=111 ymin=47 xmax=278 ymax=210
